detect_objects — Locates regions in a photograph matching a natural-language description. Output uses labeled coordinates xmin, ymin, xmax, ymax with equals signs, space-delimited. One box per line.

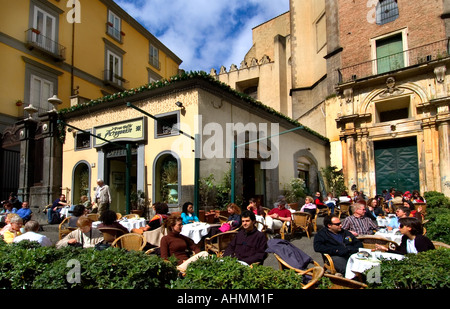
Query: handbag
xmin=218 ymin=223 xmax=231 ymax=233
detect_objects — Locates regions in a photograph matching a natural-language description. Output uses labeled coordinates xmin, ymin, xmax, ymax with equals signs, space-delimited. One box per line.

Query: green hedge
xmin=171 ymin=255 xmax=308 ymax=289
xmin=366 ymin=248 xmax=450 ymax=289
xmin=0 ymin=240 xmax=178 ymax=289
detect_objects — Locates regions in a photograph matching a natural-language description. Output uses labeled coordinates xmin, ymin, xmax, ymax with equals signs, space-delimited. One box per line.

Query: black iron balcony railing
xmin=25 ymin=28 xmax=66 ymax=61
xmin=106 ymin=22 xmax=124 ymax=42
xmin=337 ymin=38 xmax=450 ymax=84
xmin=103 ymin=70 xmax=128 ymax=89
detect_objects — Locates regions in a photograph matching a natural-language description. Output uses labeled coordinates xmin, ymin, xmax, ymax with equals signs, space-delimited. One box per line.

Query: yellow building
xmin=0 ymin=0 xmax=181 ymax=204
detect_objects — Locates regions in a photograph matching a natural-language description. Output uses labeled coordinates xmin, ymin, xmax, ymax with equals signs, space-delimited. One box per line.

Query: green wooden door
xmin=376 ymin=34 xmax=404 ymax=74
xmin=374 ymin=138 xmax=420 ymax=194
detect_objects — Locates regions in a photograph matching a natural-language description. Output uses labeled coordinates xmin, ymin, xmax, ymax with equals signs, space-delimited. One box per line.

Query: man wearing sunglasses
xmin=314 ymin=214 xmax=363 ymax=275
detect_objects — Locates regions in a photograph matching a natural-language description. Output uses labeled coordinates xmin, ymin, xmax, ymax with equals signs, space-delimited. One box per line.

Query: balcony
xmin=106 ymin=23 xmax=124 ymax=43
xmin=25 ymin=28 xmax=66 ymax=61
xmin=103 ymin=70 xmax=128 ymax=90
xmin=337 ymin=38 xmax=450 ymax=85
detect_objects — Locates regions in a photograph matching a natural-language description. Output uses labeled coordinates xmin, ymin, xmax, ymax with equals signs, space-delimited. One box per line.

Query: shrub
xmin=171 ymin=256 xmax=308 ymax=289
xmin=0 ymin=239 xmax=178 ymax=289
xmin=366 ymin=248 xmax=450 ymax=289
xmin=425 ymin=208 xmax=450 ymax=244
xmin=423 ymin=191 xmax=450 ymax=209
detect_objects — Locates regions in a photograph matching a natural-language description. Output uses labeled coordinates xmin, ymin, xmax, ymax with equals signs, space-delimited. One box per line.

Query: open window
xmin=375 ymin=96 xmax=411 ymax=123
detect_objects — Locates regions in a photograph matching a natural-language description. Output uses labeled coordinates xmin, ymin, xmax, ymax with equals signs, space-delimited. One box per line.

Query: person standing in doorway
xmin=94 ymin=179 xmax=111 ymax=217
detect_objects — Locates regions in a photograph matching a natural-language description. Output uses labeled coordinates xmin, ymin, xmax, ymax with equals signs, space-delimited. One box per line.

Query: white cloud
xmin=115 ymin=0 xmax=289 ymax=73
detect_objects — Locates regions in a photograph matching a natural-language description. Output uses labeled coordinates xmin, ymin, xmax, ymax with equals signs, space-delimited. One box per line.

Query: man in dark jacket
xmin=223 ymin=210 xmax=268 ymax=265
xmin=314 ymin=214 xmax=363 ymax=274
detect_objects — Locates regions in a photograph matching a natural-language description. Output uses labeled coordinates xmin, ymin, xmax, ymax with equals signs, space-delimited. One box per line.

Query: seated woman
xmin=181 ymin=202 xmax=199 ymax=225
xmin=160 ymin=215 xmax=209 ymax=273
xmin=132 ymin=202 xmax=169 ymax=234
xmin=56 ymin=216 xmax=103 ymax=249
xmin=68 ymin=204 xmax=87 ymax=228
xmin=0 ymin=213 xmax=20 ymax=236
xmin=220 ymin=203 xmax=242 ymax=232
xmin=2 ymin=215 xmax=23 ymax=243
xmin=375 ymin=217 xmax=435 ymax=255
xmin=300 ymin=196 xmax=316 ymax=217
xmin=324 ymin=192 xmax=338 ymax=214
xmin=365 ymin=198 xmax=384 ymax=221
xmin=97 ymin=209 xmax=129 ymax=234
xmin=314 ymin=192 xmax=327 ymax=210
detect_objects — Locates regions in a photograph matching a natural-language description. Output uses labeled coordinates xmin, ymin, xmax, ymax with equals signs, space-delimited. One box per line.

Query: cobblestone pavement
xmin=39 ymin=217 xmax=325 ymax=271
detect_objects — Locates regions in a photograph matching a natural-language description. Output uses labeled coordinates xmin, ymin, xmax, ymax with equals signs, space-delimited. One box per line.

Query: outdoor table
xmin=376 ymin=216 xmax=389 ymax=227
xmin=345 ymin=249 xmax=404 ymax=279
xmin=181 ymin=222 xmax=212 ymax=244
xmin=374 ymin=228 xmax=402 ymax=245
xmin=92 ymin=218 xmax=146 ymax=232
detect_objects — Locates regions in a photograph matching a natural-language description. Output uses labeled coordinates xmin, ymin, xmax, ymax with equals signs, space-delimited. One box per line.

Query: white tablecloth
xmin=92 ymin=218 xmax=146 ymax=232
xmin=345 ymin=251 xmax=404 ymax=279
xmin=375 ymin=229 xmax=403 ymax=245
xmin=181 ymin=222 xmax=211 ymax=244
xmin=376 ymin=217 xmax=389 ymax=227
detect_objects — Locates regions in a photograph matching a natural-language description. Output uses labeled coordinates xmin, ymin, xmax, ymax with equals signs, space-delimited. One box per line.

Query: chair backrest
xmin=116 ymin=213 xmax=122 ymax=220
xmin=143 ymin=226 xmax=167 ymax=247
xmin=111 ymin=233 xmax=146 ymax=251
xmin=98 ymin=227 xmax=126 ymax=244
xmin=322 ymin=253 xmax=337 ymax=275
xmin=292 ymin=212 xmax=311 ymax=227
xmin=301 ymin=266 xmax=324 ymax=289
xmin=58 ymin=216 xmax=76 ymax=240
xmin=274 ymin=253 xmax=304 ymax=272
xmin=324 ymin=273 xmax=368 ymax=289
xmin=216 ymin=230 xmax=238 ymax=251
xmin=124 ymin=214 xmax=139 ymax=219
xmin=87 ymin=213 xmax=99 ymax=221
xmin=432 ymin=241 xmax=450 ymax=249
xmin=288 ymin=203 xmax=299 ymax=211
xmin=357 ymin=235 xmax=398 ymax=251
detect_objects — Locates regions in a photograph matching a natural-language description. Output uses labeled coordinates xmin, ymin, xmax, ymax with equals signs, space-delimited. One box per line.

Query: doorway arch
xmin=72 ymin=161 xmax=91 ymax=204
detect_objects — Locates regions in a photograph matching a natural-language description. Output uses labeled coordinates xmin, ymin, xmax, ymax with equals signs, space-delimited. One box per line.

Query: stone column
xmin=345 ymin=134 xmax=357 ymax=192
xmin=438 ymin=119 xmax=450 ymax=197
xmin=17 ymin=119 xmax=37 ymax=204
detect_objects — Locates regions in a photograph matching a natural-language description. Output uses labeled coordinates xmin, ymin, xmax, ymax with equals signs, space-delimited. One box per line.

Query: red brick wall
xmin=338 ymin=0 xmax=446 ymax=68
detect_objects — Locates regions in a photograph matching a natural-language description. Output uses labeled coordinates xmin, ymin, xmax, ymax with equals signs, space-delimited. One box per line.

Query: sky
xmin=115 ymin=0 xmax=290 ymax=73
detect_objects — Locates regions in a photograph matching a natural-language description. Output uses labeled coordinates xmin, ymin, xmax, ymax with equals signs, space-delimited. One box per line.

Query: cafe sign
xmin=93 ymin=117 xmax=147 ymax=147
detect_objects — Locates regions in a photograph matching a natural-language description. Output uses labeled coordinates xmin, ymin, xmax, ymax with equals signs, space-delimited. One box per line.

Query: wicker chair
xmin=204 ymin=230 xmax=238 ymax=257
xmin=273 ymin=253 xmax=324 ymax=289
xmin=111 ymin=233 xmax=146 ymax=251
xmin=116 ymin=213 xmax=122 ymax=220
xmin=98 ymin=227 xmax=127 ymax=244
xmin=336 ymin=203 xmax=351 ymax=218
xmin=357 ymin=235 xmax=398 ymax=251
xmin=290 ymin=212 xmax=313 ymax=238
xmin=432 ymin=241 xmax=450 ymax=249
xmin=324 ymin=273 xmax=368 ymax=289
xmin=86 ymin=213 xmax=99 ymax=221
xmin=322 ymin=253 xmax=337 ymax=275
xmin=58 ymin=216 xmax=76 ymax=240
xmin=123 ymin=214 xmax=139 ymax=219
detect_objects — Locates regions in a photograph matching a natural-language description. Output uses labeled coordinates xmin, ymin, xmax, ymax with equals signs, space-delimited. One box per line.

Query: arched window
xmin=72 ymin=161 xmax=90 ymax=204
xmin=154 ymin=153 xmax=179 ymax=204
xmin=376 ymin=0 xmax=399 ymax=25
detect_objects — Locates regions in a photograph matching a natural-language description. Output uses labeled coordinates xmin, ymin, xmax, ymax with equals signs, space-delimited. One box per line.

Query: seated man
xmin=314 ymin=214 xmax=363 ymax=274
xmin=341 ymin=203 xmax=378 ymax=236
xmin=16 ymin=201 xmax=32 ymax=222
xmin=13 ymin=220 xmax=52 ymax=247
xmin=265 ymin=200 xmax=292 ymax=234
xmin=223 ymin=210 xmax=268 ymax=265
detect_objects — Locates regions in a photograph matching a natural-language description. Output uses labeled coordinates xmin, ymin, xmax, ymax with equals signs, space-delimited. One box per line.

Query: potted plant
xmin=16 ymin=100 xmax=23 ymax=107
